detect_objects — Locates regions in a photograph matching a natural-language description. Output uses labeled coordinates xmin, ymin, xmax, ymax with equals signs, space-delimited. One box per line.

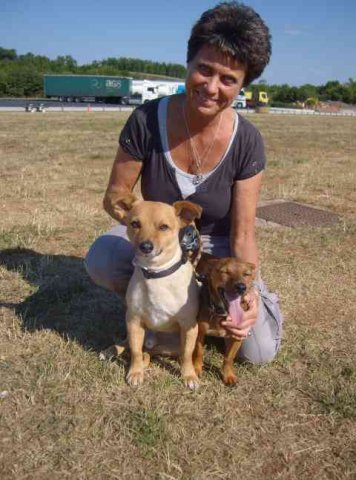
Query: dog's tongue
xmin=224 ymin=292 xmax=244 ymax=327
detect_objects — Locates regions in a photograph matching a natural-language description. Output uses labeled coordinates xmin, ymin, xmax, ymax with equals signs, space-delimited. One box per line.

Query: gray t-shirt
xmin=119 ymin=97 xmax=265 ymax=236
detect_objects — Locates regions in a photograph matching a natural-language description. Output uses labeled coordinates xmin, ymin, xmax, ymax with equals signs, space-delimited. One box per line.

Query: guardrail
xmin=237 ymin=107 xmax=356 ymax=117
xmin=268 ymin=107 xmax=356 ymax=117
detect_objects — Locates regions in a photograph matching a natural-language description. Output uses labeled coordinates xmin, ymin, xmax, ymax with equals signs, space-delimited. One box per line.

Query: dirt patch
xmin=257 ymin=201 xmax=341 ymax=227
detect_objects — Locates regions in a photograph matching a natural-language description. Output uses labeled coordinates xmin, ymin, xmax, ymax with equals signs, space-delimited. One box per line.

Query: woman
xmin=86 ymin=1 xmax=283 ymax=363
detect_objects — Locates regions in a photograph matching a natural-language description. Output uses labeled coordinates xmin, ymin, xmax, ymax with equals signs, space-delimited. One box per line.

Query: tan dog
xmin=193 ymin=253 xmax=256 ymax=385
xmin=109 ymin=193 xmax=202 ymax=389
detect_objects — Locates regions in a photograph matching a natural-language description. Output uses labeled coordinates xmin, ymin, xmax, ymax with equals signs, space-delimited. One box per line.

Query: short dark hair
xmin=187 ymin=1 xmax=271 ymax=86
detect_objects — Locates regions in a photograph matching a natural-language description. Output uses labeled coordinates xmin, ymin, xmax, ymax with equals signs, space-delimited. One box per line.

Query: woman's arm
xmin=229 ymin=171 xmax=263 ymax=266
xmin=103 ymin=146 xmax=143 ymax=221
xmin=222 ymin=171 xmax=263 ymax=339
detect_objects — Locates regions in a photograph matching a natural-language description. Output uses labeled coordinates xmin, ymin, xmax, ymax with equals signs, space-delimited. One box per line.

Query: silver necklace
xmin=182 ymin=102 xmax=223 ymax=185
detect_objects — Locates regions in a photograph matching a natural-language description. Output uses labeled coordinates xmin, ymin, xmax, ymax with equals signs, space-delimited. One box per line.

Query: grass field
xmin=0 ymin=111 xmax=355 ymax=479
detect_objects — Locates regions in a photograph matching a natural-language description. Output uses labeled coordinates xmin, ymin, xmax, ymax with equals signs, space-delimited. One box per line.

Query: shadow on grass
xmin=0 ymin=247 xmax=126 ymax=352
xmin=0 ymin=247 xmax=244 ymax=383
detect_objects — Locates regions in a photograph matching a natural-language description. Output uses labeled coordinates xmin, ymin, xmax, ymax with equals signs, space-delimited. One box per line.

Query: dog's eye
xmin=158 ymin=224 xmax=170 ymax=231
xmin=130 ymin=220 xmax=141 ymax=229
xmin=243 ymin=271 xmax=252 ymax=277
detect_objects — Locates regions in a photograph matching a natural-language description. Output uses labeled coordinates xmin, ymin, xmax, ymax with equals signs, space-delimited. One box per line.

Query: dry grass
xmin=0 ymin=111 xmax=355 ymax=480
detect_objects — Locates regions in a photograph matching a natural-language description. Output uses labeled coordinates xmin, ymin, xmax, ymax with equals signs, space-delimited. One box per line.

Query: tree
xmin=0 ymin=47 xmax=17 ymax=61
xmin=53 ymin=55 xmax=78 ymax=72
xmin=298 ymin=84 xmax=318 ymax=101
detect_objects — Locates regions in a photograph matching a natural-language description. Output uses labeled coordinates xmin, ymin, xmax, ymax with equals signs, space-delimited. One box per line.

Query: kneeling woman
xmin=85 ymin=1 xmax=283 ymax=364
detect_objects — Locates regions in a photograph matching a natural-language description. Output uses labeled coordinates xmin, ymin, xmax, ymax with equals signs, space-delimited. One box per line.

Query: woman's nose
xmin=203 ymin=76 xmax=219 ymax=95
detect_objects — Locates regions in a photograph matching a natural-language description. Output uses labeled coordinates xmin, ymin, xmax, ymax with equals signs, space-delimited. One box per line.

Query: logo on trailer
xmin=91 ymin=79 xmax=101 ymax=89
xmin=106 ymin=80 xmax=121 ymax=89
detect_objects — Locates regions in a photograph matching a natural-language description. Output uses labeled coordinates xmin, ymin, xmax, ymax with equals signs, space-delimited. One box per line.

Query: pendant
xmin=192 ymin=174 xmax=204 ymax=185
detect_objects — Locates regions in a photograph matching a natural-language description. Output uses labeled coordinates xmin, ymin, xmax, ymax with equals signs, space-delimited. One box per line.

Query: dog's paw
xmin=223 ymin=372 xmax=238 ymax=386
xmin=183 ymin=374 xmax=200 ymax=390
xmin=193 ymin=361 xmax=203 ymax=377
xmin=99 ymin=345 xmax=126 ymax=361
xmin=126 ymin=369 xmax=144 ymax=387
xmin=142 ymin=352 xmax=151 ymax=369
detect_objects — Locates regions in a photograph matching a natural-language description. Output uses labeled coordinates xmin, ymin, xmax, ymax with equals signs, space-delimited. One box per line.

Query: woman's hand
xmin=103 ymin=146 xmax=142 ymax=221
xmin=221 ymin=289 xmax=259 ymax=340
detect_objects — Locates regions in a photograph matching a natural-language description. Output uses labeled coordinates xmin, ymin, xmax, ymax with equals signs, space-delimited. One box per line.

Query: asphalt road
xmin=0 ymin=98 xmax=355 ymax=116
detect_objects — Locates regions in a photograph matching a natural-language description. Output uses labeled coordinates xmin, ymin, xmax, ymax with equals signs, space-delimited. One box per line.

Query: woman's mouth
xmin=195 ymin=90 xmax=218 ymax=107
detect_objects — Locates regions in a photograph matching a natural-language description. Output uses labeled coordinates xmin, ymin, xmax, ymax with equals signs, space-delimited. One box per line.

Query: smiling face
xmin=209 ymin=257 xmax=256 ymax=300
xmin=185 ymin=44 xmax=246 ymax=117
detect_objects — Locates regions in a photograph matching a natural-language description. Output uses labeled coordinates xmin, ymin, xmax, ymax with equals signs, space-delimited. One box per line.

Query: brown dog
xmin=104 ymin=193 xmax=202 ymax=389
xmin=193 ymin=252 xmax=256 ymax=385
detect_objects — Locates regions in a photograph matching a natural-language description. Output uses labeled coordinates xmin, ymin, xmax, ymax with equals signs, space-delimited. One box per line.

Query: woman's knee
xmin=240 ymin=280 xmax=283 ymax=364
xmin=84 ymin=239 xmax=115 ymax=290
xmin=84 ymin=226 xmax=134 ymax=290
xmin=238 ymin=334 xmax=280 ymax=364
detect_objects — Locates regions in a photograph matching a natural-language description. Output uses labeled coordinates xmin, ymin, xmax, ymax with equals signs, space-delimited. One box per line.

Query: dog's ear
xmin=173 ymin=201 xmax=202 ymax=226
xmin=103 ymin=191 xmax=139 ymax=224
xmin=196 ymin=255 xmax=219 ymax=276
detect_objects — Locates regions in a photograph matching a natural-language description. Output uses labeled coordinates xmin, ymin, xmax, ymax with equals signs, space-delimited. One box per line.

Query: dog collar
xmin=137 ymin=256 xmax=188 ymax=280
xmin=179 ymin=225 xmax=200 ymax=254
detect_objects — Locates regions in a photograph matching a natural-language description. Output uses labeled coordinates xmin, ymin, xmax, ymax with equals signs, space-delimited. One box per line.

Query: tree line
xmin=0 ymin=47 xmax=355 ymax=105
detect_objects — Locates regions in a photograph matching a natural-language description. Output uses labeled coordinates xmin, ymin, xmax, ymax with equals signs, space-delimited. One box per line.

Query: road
xmin=0 ymin=98 xmax=355 ymax=116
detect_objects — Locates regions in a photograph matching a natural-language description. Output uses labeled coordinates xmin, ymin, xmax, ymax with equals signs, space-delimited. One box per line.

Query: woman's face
xmin=185 ymin=44 xmax=246 ymax=117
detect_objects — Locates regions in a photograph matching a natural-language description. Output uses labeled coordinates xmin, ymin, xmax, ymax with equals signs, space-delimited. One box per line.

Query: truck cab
xmin=232 ymin=89 xmax=246 ymax=109
xmin=245 ymin=90 xmax=269 ymax=108
xmin=122 ymin=80 xmax=159 ymax=105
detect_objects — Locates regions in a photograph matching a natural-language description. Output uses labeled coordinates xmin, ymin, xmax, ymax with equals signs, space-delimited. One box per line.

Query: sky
xmin=1 ymin=0 xmax=355 ymax=86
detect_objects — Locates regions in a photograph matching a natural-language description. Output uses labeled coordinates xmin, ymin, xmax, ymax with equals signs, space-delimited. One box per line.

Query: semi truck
xmin=43 ymin=75 xmax=158 ymax=104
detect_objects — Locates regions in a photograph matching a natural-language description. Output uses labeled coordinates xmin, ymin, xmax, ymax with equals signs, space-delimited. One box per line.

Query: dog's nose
xmin=234 ymin=283 xmax=246 ymax=295
xmin=139 ymin=240 xmax=154 ymax=254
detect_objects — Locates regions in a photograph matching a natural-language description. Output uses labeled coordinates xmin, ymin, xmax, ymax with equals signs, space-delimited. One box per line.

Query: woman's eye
xmin=198 ymin=64 xmax=211 ymax=76
xmin=222 ymin=76 xmax=237 ymax=86
xmin=131 ymin=220 xmax=141 ymax=229
xmin=159 ymin=224 xmax=170 ymax=231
